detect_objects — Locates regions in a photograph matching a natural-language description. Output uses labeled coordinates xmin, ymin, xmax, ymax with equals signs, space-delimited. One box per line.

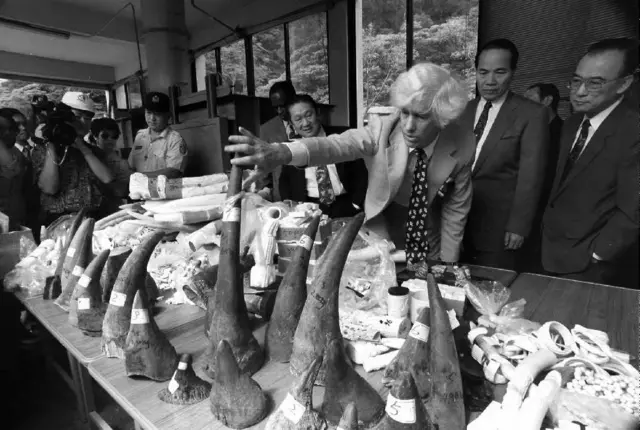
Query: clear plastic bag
xmin=338 ymin=227 xmax=397 ymax=313
xmin=3 ymin=238 xmax=59 ymax=297
xmin=463 ymin=279 xmax=512 ymax=316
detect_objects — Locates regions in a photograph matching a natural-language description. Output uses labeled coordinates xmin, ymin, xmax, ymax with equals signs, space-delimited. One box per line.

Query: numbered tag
xmin=72 ymin=265 xmax=84 ymax=277
xmin=222 ymin=206 xmax=241 ymax=222
xmin=66 ymin=247 xmax=76 ymax=258
xmin=385 ymin=394 xmax=416 ymax=424
xmin=447 ymin=309 xmax=460 ymax=330
xmin=168 ymin=373 xmax=180 ymax=394
xmin=78 ymin=297 xmax=91 ymax=310
xmin=109 ymin=291 xmax=126 ymax=307
xmin=297 ymin=235 xmax=313 ymax=251
xmin=281 ymin=393 xmax=305 ymax=424
xmin=78 ymin=275 xmax=91 ymax=288
xmin=177 ymin=361 xmax=188 ymax=370
xmin=131 ymin=308 xmax=149 ymax=324
xmin=409 ymin=322 xmax=429 ymax=342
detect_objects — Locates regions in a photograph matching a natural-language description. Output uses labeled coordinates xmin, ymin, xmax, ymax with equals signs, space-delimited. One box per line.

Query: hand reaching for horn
xmin=226 ymin=127 xmax=293 ymax=191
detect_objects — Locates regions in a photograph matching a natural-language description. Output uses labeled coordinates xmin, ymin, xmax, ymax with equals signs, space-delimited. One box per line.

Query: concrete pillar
xmin=141 ymin=0 xmax=190 ymax=94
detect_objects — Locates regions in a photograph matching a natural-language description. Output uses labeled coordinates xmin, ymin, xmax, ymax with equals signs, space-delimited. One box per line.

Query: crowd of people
xmin=230 ymin=36 xmax=639 ymax=288
xmin=0 ymin=91 xmax=188 ymax=239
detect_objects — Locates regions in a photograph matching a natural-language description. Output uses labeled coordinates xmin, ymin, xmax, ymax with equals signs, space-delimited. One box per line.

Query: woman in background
xmin=88 ymin=117 xmax=131 ymax=215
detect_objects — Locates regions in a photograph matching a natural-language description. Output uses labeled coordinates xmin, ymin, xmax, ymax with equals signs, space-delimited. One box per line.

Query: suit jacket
xmin=286 ymin=112 xmax=475 ymax=262
xmin=259 ymin=116 xmax=289 ymax=200
xmin=541 ymin=102 xmax=639 ymax=274
xmin=461 ymin=92 xmax=550 ymax=251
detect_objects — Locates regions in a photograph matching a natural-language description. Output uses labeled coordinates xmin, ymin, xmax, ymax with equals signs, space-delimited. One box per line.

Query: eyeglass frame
xmin=567 ymin=74 xmax=632 ymax=93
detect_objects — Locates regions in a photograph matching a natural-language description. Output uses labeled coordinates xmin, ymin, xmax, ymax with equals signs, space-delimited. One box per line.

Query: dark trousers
xmin=462 ymin=246 xmax=519 ymax=271
xmin=547 ymin=260 xmax=623 ymax=286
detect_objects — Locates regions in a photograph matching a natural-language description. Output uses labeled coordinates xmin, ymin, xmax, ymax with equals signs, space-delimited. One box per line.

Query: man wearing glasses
xmin=541 ymin=38 xmax=639 ymax=285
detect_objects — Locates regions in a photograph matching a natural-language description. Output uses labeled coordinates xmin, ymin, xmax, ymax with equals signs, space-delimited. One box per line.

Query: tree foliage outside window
xmin=0 ymin=79 xmax=108 ymax=117
xmin=362 ymin=0 xmax=478 ymax=116
xmin=288 ymin=13 xmax=329 ymax=104
xmin=254 ymin=26 xmax=287 ymax=97
xmin=220 ymin=39 xmax=248 ymax=95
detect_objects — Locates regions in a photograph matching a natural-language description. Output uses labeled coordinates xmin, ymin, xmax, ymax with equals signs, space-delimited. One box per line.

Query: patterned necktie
xmin=561 ymin=119 xmax=591 ymax=182
xmin=315 ymin=165 xmax=335 ymax=205
xmin=474 ymin=101 xmax=493 ymax=141
xmin=405 ymin=149 xmax=429 ymax=265
xmin=22 ymin=146 xmax=31 ymax=162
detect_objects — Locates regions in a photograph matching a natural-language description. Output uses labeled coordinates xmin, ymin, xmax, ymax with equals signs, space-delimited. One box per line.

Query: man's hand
xmin=225 ymin=127 xmax=293 ymax=190
xmin=504 ymin=232 xmax=525 ymax=250
xmin=72 ymin=139 xmax=91 ymax=156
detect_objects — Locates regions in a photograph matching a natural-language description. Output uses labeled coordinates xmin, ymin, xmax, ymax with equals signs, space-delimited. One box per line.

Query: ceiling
xmin=0 ymin=0 xmax=328 ymax=84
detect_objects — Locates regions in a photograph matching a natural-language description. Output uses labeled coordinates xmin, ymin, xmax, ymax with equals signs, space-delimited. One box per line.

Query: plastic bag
xmin=463 ymin=279 xmax=511 ymax=316
xmin=3 ymin=238 xmax=59 ymax=297
xmin=476 ymin=299 xmax=538 ymax=335
xmin=338 ymin=227 xmax=397 ymax=313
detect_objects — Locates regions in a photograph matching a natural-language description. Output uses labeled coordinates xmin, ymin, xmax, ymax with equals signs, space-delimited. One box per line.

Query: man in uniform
xmin=128 ymin=92 xmax=188 ymax=178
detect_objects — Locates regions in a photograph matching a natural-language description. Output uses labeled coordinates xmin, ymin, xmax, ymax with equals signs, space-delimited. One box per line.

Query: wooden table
xmin=19 ymin=294 xmax=205 ymax=429
xmin=466 ymin=264 xmax=518 ymax=288
xmin=89 ymin=321 xmax=388 ymax=430
xmin=509 ymin=273 xmax=639 ymax=354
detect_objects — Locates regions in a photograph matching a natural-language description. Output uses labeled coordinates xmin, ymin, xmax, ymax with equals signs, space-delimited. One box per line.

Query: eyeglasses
xmin=567 ymin=76 xmax=625 ymax=92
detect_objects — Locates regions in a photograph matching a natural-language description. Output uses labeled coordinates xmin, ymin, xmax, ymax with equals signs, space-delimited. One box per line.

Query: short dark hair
xmin=586 ymin=38 xmax=639 ymax=78
xmin=0 ymin=108 xmax=18 ymax=129
xmin=269 ymin=80 xmax=297 ymax=100
xmin=89 ymin=117 xmax=120 ymax=143
xmin=476 ymin=38 xmax=520 ymax=70
xmin=2 ymin=107 xmax=25 ymax=119
xmin=287 ymin=94 xmax=318 ymax=115
xmin=527 ymin=82 xmax=561 ymax=112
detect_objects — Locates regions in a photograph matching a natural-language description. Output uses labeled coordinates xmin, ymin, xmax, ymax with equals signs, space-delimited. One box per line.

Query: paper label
xmin=467 ymin=401 xmax=501 ymax=430
xmin=178 ymin=361 xmax=188 ymax=370
xmin=66 ymin=247 xmax=76 ymax=258
xmin=72 ymin=265 xmax=84 ymax=277
xmin=409 ymin=321 xmax=429 ymax=342
xmin=281 ymin=393 xmax=305 ymax=424
xmin=447 ymin=309 xmax=460 ymax=330
xmin=168 ymin=373 xmax=179 ymax=394
xmin=222 ymin=206 xmax=240 ymax=222
xmin=131 ymin=308 xmax=149 ymax=324
xmin=109 ymin=291 xmax=126 ymax=307
xmin=471 ymin=344 xmax=485 ymax=363
xmin=385 ymin=394 xmax=416 ymax=424
xmin=297 ymin=235 xmax=313 ymax=251
xmin=78 ymin=297 xmax=91 ymax=310
xmin=78 ymin=275 xmax=91 ymax=288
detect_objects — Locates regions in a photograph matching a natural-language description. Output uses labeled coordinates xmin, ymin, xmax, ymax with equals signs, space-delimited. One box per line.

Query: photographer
xmin=32 ymin=102 xmax=113 ymax=225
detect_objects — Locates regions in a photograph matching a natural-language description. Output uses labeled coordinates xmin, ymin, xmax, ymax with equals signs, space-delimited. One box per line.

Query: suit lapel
xmin=554 ymin=108 xmax=621 ymax=195
xmin=472 ymin=92 xmax=518 ymax=176
xmin=427 ymin=131 xmax=457 ymax=205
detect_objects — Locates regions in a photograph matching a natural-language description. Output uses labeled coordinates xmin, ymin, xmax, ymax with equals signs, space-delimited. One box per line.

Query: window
xmin=412 ymin=0 xmax=479 ymax=99
xmin=288 ymin=13 xmax=329 ymax=104
xmin=128 ymin=78 xmax=143 ymax=109
xmin=361 ymin=0 xmax=407 ymax=114
xmin=220 ymin=39 xmax=247 ymax=95
xmin=253 ymin=26 xmax=287 ymax=97
xmin=115 ymin=84 xmax=128 ymax=110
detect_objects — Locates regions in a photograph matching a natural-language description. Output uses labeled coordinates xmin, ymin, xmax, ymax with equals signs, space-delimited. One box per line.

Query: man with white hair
xmin=225 ymin=62 xmax=475 ymax=265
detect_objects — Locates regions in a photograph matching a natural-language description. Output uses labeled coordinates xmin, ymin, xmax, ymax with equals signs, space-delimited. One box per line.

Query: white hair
xmin=390 ymin=62 xmax=469 ymax=128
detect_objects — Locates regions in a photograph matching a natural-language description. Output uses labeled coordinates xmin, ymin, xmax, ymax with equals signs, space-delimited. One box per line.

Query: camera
xmin=41 ymin=103 xmax=78 ymax=147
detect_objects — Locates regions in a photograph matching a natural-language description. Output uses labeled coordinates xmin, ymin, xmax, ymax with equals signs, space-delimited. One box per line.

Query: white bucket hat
xmin=61 ymin=91 xmax=95 ymax=113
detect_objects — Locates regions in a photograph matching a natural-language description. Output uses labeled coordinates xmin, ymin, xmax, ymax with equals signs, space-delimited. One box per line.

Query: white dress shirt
xmin=570 ymin=97 xmax=624 ymax=156
xmin=472 ymin=92 xmax=509 ymax=169
xmin=296 ymin=128 xmax=346 ymax=198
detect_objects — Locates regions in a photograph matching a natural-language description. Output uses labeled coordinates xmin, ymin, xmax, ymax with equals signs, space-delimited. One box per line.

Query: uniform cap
xmin=144 ymin=92 xmax=170 ymax=113
xmin=61 ymin=92 xmax=95 ymax=113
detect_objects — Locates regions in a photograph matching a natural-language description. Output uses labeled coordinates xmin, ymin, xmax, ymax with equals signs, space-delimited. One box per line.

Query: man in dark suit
xmin=461 ymin=39 xmax=550 ymax=270
xmin=522 ymin=83 xmax=564 ymax=272
xmin=226 ymin=62 xmax=475 ymax=266
xmin=279 ymin=94 xmax=367 ymax=219
xmin=258 ymin=80 xmax=298 ymax=200
xmin=542 ymin=38 xmax=639 ymax=285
